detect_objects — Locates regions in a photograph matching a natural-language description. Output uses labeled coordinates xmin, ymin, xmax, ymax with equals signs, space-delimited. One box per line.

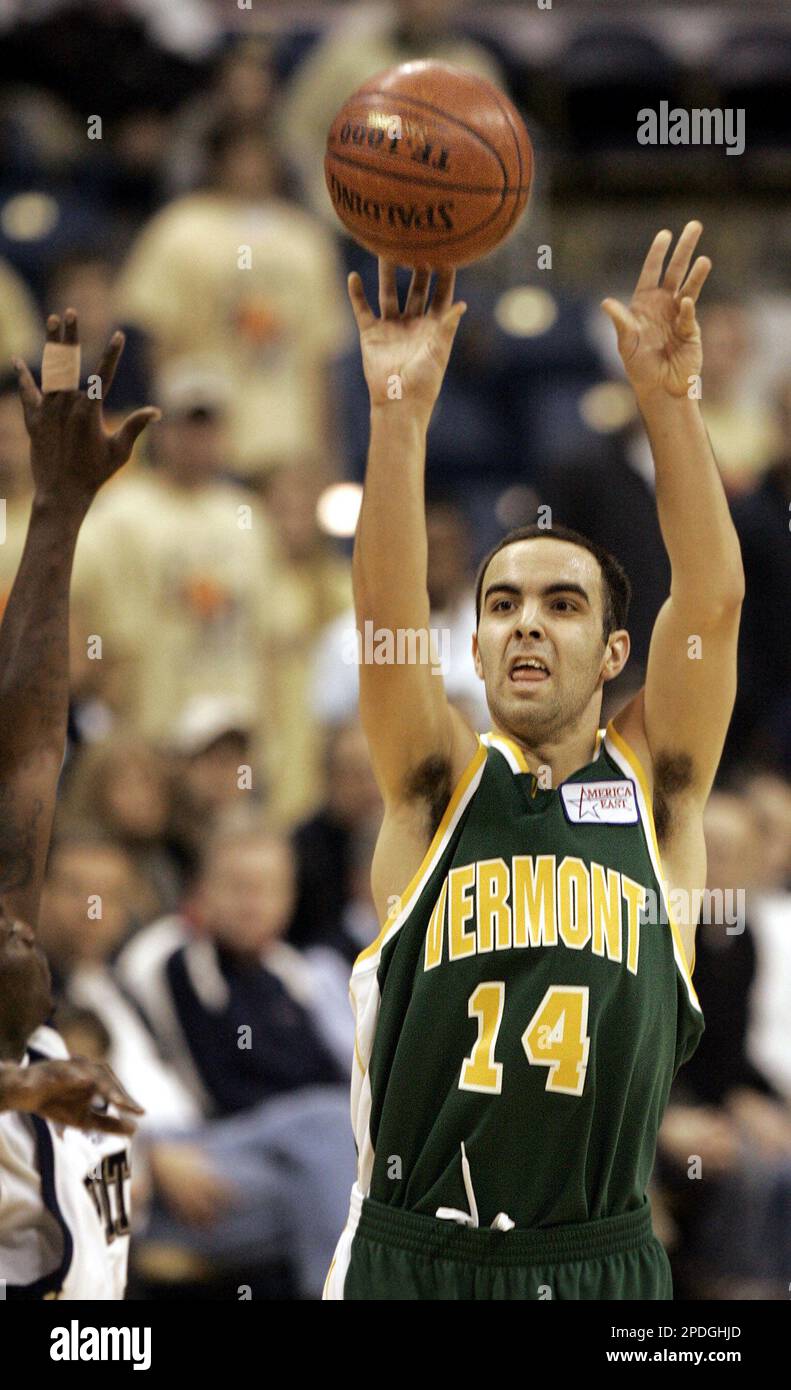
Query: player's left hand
xmin=12 ymin=310 xmax=161 ymax=515
xmin=601 ymin=221 xmax=712 ymax=398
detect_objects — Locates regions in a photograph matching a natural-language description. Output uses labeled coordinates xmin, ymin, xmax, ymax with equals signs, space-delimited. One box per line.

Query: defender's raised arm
xmin=0 ymin=312 xmax=159 ymax=932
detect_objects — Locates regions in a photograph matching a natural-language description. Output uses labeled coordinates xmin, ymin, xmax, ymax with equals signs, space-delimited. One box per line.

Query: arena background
xmin=0 ymin=0 xmax=789 ymax=1300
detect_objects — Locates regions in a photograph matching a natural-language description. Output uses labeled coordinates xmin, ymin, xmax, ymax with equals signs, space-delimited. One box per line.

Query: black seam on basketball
xmin=487 ymin=87 xmax=531 ymax=243
xmin=333 ymin=88 xmax=509 ymax=185
xmin=325 ymin=150 xmax=530 ymax=197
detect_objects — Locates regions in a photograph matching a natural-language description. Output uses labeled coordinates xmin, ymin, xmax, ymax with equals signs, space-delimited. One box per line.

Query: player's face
xmin=0 ymin=915 xmax=53 ymax=1054
xmin=473 ymin=539 xmax=618 ymax=742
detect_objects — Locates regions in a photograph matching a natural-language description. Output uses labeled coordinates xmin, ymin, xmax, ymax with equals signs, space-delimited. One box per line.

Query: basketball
xmin=324 ymin=60 xmax=533 ymax=268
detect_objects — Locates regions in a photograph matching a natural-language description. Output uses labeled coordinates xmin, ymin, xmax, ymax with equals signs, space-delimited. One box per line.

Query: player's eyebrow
xmin=484 ymin=581 xmax=591 ymax=606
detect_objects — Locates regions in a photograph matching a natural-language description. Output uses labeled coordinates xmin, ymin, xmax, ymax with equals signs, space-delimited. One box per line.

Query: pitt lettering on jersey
xmin=423 ymin=855 xmax=647 ymax=975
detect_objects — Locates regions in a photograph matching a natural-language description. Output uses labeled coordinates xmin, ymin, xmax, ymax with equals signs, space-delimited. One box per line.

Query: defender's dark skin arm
xmin=0 ymin=1057 xmax=142 ymax=1136
xmin=0 ymin=311 xmax=159 ymax=929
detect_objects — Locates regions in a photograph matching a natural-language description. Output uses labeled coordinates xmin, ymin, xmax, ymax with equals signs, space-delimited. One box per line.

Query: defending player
xmin=0 ymin=312 xmax=153 ymax=1298
xmin=324 ymin=222 xmax=745 ymax=1299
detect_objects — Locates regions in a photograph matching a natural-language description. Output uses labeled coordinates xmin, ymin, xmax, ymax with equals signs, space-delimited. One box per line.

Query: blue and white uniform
xmin=0 ymin=1026 xmax=131 ymax=1299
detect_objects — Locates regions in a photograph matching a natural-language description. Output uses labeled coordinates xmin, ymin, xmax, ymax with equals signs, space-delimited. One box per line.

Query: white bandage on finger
xmin=41 ymin=341 xmax=81 ymax=393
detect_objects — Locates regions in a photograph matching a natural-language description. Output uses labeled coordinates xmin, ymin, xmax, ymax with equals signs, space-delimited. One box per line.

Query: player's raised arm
xmin=601 ymin=221 xmax=745 ymax=806
xmin=0 ymin=312 xmax=159 ymax=930
xmin=348 ymin=261 xmax=478 ymax=802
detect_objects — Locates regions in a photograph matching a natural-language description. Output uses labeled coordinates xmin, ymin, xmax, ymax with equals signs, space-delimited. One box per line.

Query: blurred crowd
xmin=0 ymin=0 xmax=789 ymax=1299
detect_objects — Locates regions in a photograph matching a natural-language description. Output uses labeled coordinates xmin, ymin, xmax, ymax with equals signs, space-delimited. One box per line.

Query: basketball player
xmin=324 ymin=221 xmax=745 ymax=1300
xmin=0 ymin=312 xmax=153 ymax=1298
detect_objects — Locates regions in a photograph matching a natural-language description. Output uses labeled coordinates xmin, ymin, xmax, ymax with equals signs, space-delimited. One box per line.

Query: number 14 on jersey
xmin=460 ymin=983 xmax=591 ymax=1097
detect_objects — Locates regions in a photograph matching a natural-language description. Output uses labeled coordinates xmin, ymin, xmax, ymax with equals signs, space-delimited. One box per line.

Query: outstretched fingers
xmin=94 ymin=330 xmax=125 ymax=404
xmin=431 ymin=268 xmax=457 ymax=316
xmin=347 ymin=272 xmax=376 ymax=332
xmin=12 ymin=356 xmax=42 ymax=415
xmin=635 ymin=229 xmax=673 ymax=294
xmin=663 ymin=220 xmax=703 ymax=295
xmin=678 ymin=254 xmax=712 ymax=305
xmin=404 ymin=267 xmax=431 ymax=317
xmin=111 ymin=406 xmax=161 ymax=463
xmin=378 ymin=258 xmax=400 ymax=319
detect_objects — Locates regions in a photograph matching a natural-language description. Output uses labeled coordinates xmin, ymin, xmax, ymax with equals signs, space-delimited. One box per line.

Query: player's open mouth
xmin=509 ymin=658 xmax=550 ymax=683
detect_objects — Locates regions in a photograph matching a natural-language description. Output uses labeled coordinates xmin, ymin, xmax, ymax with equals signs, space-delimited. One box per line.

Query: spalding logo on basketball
xmin=324 ymin=60 xmax=534 ymax=269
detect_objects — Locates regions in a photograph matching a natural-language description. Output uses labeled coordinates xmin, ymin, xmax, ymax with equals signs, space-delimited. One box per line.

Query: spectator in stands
xmin=657 ymin=792 xmax=791 ymax=1298
xmin=58 ymin=737 xmax=183 ymax=920
xmin=71 ymin=362 xmax=278 ymax=742
xmin=166 ymin=695 xmax=263 ymax=880
xmin=37 ymin=833 xmax=198 ymax=1130
xmin=312 ymin=495 xmax=491 ymax=733
xmin=728 ymin=381 xmax=791 ymax=775
xmin=115 ymin=114 xmax=352 ymax=479
xmin=289 ymin=722 xmax=383 ymax=964
xmin=743 ymin=772 xmax=791 ymax=1104
xmin=696 ymin=297 xmax=780 ymax=497
xmin=164 ymin=36 xmax=276 ymax=198
xmin=47 ymin=250 xmax=152 ymax=413
xmin=275 ymin=0 xmax=505 ymax=226
xmin=115 ymin=824 xmax=356 ymax=1298
xmin=254 ymin=461 xmax=352 ymax=827
xmin=744 ymin=772 xmax=791 ymax=893
xmin=0 ymin=257 xmax=40 ymax=366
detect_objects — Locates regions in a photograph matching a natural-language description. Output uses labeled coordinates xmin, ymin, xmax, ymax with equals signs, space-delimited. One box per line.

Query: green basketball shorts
xmin=323 ymin=1184 xmax=673 ymax=1300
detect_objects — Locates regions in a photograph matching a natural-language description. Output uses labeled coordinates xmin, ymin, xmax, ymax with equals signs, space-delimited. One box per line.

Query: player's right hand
xmin=347 ymin=259 xmax=466 ymax=422
xmin=12 ymin=1057 xmax=145 ymax=1137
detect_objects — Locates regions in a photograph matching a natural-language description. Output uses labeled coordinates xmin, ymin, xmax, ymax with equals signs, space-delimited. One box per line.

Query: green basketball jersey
xmin=348 ymin=722 xmax=704 ymax=1230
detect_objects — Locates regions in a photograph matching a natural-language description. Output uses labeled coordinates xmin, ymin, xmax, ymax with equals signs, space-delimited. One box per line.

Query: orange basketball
xmin=324 ymin=60 xmax=533 ymax=269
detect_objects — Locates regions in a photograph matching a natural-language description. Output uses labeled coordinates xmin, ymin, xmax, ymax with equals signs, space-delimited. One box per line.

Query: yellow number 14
xmin=460 ymin=983 xmax=590 ymax=1098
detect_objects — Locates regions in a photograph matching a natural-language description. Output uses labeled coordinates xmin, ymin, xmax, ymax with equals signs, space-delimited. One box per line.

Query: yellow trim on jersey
xmin=485 ymin=727 xmax=605 ymax=775
xmin=353 ymin=736 xmax=488 ymax=970
xmin=605 ymin=720 xmax=700 ymax=1005
xmin=484 ymin=729 xmax=530 ymax=772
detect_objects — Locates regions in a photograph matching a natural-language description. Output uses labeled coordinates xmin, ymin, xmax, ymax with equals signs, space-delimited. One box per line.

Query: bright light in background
xmin=495 ymin=485 xmax=539 ymax=529
xmin=495 ymin=286 xmax=557 ymax=337
xmin=1 ymin=193 xmax=59 ymax=241
xmin=578 ymin=381 xmax=636 ymax=433
xmin=317 ymin=482 xmax=362 ymax=537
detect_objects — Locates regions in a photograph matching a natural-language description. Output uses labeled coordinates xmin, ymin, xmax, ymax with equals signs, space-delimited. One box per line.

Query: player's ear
xmin=602 ymin=630 xmax=630 ymax=682
xmin=472 ymin=631 xmax=484 ymax=681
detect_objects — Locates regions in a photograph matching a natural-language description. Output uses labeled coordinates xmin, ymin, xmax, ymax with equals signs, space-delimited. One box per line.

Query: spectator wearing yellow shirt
xmin=71 ymin=362 xmax=278 ymax=744
xmin=114 ymin=115 xmax=353 ymax=481
xmin=255 ymin=463 xmax=353 ymax=828
xmin=275 ymin=0 xmax=506 ymax=228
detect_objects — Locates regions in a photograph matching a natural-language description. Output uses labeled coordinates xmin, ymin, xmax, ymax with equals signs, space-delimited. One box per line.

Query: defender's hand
xmin=348 ymin=260 xmax=466 ymax=422
xmin=13 ymin=310 xmax=161 ymax=514
xmin=8 ymin=1057 xmax=145 ymax=1137
xmin=601 ymin=221 xmax=712 ymax=399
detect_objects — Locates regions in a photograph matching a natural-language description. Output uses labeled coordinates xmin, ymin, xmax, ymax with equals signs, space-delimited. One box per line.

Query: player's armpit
xmin=642 ymin=593 xmax=742 ymax=807
xmin=358 ymin=643 xmax=479 ymax=808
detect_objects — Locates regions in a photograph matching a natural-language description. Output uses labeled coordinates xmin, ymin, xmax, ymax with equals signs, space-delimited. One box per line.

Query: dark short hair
xmin=474 ymin=523 xmax=632 ymax=644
